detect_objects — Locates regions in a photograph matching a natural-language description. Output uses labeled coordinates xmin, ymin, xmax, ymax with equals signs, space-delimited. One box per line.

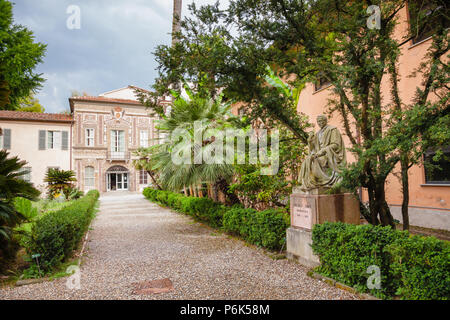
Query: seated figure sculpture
xmin=298 ymin=115 xmax=346 ymax=192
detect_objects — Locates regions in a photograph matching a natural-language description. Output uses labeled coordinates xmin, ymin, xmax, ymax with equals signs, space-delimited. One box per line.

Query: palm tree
xmin=136 ymin=85 xmax=240 ymax=203
xmin=0 ymin=150 xmax=40 ymax=271
xmin=172 ymin=0 xmax=182 ymax=46
xmin=133 ymin=148 xmax=162 ymax=190
xmin=43 ymin=168 xmax=77 ymax=199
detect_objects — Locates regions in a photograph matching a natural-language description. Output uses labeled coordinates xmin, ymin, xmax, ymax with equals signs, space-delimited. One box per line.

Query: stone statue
xmin=164 ymin=106 xmax=172 ymax=117
xmin=298 ymin=115 xmax=346 ymax=192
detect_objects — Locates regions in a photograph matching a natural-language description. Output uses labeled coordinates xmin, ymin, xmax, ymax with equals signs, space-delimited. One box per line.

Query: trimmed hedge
xmin=26 ymin=190 xmax=100 ymax=271
xmin=312 ymin=222 xmax=450 ymax=300
xmin=143 ymin=188 xmax=289 ymax=250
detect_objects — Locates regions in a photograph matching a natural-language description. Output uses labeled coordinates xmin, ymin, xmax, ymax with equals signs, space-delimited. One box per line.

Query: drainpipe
xmin=356 ymin=127 xmax=363 ymax=203
xmin=70 ymin=120 xmax=73 ymax=171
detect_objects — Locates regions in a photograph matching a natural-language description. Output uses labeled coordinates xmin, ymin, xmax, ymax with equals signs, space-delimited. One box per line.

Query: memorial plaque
xmin=292 ymin=197 xmax=313 ymax=230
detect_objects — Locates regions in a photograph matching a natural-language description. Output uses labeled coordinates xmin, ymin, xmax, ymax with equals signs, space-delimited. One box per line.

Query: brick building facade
xmin=0 ymin=86 xmax=169 ymax=194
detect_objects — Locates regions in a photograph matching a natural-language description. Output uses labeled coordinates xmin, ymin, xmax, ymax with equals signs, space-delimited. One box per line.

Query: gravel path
xmin=0 ymin=192 xmax=358 ymax=300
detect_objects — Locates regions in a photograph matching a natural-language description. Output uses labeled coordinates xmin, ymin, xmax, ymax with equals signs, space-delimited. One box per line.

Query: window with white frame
xmin=47 ymin=131 xmax=62 ymax=149
xmin=139 ymin=169 xmax=148 ymax=184
xmin=85 ymin=128 xmax=95 ymax=147
xmin=140 ymin=130 xmax=148 ymax=148
xmin=111 ymin=130 xmax=125 ymax=152
xmin=84 ymin=166 xmax=95 ymax=187
xmin=19 ymin=167 xmax=32 ymax=182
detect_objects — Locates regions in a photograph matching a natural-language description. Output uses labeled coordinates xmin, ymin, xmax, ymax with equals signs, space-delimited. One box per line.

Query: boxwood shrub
xmin=143 ymin=188 xmax=289 ymax=251
xmin=26 ymin=190 xmax=100 ymax=271
xmin=312 ymin=222 xmax=450 ymax=300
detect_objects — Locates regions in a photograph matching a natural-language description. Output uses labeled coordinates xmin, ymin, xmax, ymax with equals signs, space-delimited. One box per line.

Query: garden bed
xmin=312 ymin=222 xmax=450 ymax=300
xmin=5 ymin=190 xmax=100 ymax=279
xmin=143 ymin=188 xmax=290 ymax=252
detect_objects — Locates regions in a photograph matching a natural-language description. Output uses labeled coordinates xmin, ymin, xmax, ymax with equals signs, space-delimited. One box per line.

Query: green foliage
xmin=150 ymin=2 xmax=310 ymax=143
xmin=25 ymin=190 xmax=99 ymax=273
xmin=144 ymin=188 xmax=225 ymax=228
xmin=13 ymin=197 xmax=38 ymax=221
xmin=223 ymin=206 xmax=289 ymax=250
xmin=0 ymin=150 xmax=40 ymax=273
xmin=312 ymin=222 xmax=450 ymax=300
xmin=67 ymin=187 xmax=84 ymax=201
xmin=16 ymin=94 xmax=45 ymax=112
xmin=229 ymin=67 xmax=308 ymax=210
xmin=386 ymin=234 xmax=450 ymax=300
xmin=44 ymin=168 xmax=77 ymax=199
xmin=0 ymin=0 xmax=46 ymax=110
xmin=150 ymin=0 xmax=450 ymax=227
xmin=135 ymin=87 xmax=240 ymax=203
xmin=143 ymin=187 xmax=289 ymax=250
xmin=230 ymin=163 xmax=290 ymax=210
xmin=13 ymin=198 xmax=76 ymax=249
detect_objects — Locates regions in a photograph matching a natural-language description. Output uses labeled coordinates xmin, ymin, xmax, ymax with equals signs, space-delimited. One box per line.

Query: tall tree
xmin=172 ymin=0 xmax=182 ymax=47
xmin=16 ymin=94 xmax=45 ymax=113
xmin=148 ymin=0 xmax=449 ymax=227
xmin=134 ymin=85 xmax=240 ymax=204
xmin=0 ymin=0 xmax=46 ymax=110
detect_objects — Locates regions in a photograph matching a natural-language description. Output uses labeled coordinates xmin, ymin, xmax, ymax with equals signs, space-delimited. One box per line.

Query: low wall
xmin=390 ymin=205 xmax=450 ymax=231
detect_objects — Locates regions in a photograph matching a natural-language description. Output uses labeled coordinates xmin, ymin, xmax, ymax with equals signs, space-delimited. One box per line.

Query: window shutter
xmin=39 ymin=130 xmax=46 ymax=150
xmin=54 ymin=131 xmax=62 ymax=149
xmin=3 ymin=129 xmax=11 ymax=149
xmin=62 ymin=131 xmax=69 ymax=150
xmin=119 ymin=131 xmax=125 ymax=152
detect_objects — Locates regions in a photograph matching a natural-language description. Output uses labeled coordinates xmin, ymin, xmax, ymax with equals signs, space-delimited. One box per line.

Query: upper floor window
xmin=44 ymin=130 xmax=69 ymax=151
xmin=314 ymin=76 xmax=331 ymax=92
xmin=408 ymin=0 xmax=450 ymax=44
xmin=139 ymin=169 xmax=148 ymax=184
xmin=18 ymin=167 xmax=32 ymax=182
xmin=424 ymin=146 xmax=450 ymax=185
xmin=86 ymin=128 xmax=95 ymax=147
xmin=111 ymin=130 xmax=125 ymax=152
xmin=47 ymin=131 xmax=62 ymax=149
xmin=85 ymin=166 xmax=95 ymax=187
xmin=0 ymin=129 xmax=11 ymax=149
xmin=140 ymin=130 xmax=148 ymax=148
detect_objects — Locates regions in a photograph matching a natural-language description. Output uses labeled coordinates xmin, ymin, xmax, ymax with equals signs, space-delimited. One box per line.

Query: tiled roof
xmin=0 ymin=110 xmax=73 ymax=123
xmin=69 ymin=96 xmax=143 ymax=105
xmin=68 ymin=95 xmax=145 ymax=112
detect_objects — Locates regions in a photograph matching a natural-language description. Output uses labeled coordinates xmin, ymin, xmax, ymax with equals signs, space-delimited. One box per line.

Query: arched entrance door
xmin=106 ymin=165 xmax=129 ymax=191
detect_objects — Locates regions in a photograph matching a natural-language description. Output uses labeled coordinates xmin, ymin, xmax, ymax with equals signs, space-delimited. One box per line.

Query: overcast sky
xmin=12 ymin=0 xmax=229 ymax=113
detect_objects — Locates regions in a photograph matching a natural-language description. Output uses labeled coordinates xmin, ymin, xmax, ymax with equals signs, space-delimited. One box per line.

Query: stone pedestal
xmin=287 ymin=190 xmax=360 ymax=267
xmin=286 ymin=227 xmax=320 ymax=268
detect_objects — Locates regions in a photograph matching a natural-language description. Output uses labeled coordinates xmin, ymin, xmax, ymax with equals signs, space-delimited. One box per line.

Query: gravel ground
xmin=0 ymin=192 xmax=359 ymax=300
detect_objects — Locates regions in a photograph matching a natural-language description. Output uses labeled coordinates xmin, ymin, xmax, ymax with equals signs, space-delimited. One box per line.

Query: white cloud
xmin=12 ymin=0 xmax=231 ymax=113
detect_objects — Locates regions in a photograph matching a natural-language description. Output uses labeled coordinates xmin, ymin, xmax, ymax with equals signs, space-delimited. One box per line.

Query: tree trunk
xmin=215 ymin=178 xmax=240 ymax=205
xmin=374 ymin=183 xmax=395 ymax=228
xmin=400 ymin=153 xmax=410 ymax=230
xmin=146 ymin=170 xmax=162 ymax=190
xmin=367 ymin=186 xmax=378 ymax=225
xmin=172 ymin=0 xmax=182 ymax=46
xmin=194 ymin=185 xmax=198 ymax=197
xmin=211 ymin=184 xmax=218 ymax=202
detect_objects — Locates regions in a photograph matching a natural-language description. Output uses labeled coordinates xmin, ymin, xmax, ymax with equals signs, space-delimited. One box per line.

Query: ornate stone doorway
xmin=106 ymin=165 xmax=129 ymax=191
